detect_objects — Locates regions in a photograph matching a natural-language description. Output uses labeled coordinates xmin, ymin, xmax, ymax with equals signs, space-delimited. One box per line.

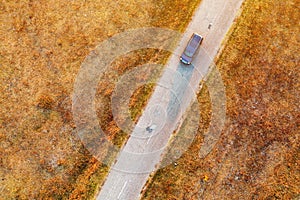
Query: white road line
xmin=117 ymin=181 xmax=128 ymax=199
xmin=146 ymin=132 xmax=154 ymax=144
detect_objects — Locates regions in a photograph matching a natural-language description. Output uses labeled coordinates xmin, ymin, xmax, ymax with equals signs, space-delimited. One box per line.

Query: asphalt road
xmin=96 ymin=0 xmax=244 ymax=199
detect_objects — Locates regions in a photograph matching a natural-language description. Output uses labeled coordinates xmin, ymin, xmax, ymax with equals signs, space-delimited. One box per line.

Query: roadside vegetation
xmin=143 ymin=0 xmax=299 ymax=199
xmin=0 ymin=0 xmax=201 ymax=199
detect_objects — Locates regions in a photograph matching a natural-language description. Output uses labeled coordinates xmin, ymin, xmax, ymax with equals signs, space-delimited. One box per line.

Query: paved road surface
xmin=97 ymin=0 xmax=244 ymax=199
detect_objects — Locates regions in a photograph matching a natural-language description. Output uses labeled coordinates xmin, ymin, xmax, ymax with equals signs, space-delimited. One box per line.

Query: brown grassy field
xmin=0 ymin=0 xmax=201 ymax=199
xmin=142 ymin=0 xmax=300 ymax=199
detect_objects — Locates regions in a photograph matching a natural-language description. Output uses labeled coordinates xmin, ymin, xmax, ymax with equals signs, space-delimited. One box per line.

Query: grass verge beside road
xmin=0 ymin=0 xmax=201 ymax=199
xmin=142 ymin=0 xmax=300 ymax=199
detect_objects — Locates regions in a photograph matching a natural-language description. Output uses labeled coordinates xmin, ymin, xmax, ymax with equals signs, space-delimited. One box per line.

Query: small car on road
xmin=180 ymin=33 xmax=203 ymax=65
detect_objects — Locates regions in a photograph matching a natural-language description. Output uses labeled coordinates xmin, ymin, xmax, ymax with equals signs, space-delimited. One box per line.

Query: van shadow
xmin=166 ymin=62 xmax=195 ymax=122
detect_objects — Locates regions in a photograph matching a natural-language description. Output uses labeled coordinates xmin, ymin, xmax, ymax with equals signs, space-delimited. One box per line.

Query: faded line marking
xmin=117 ymin=181 xmax=128 ymax=199
xmin=146 ymin=132 xmax=154 ymax=144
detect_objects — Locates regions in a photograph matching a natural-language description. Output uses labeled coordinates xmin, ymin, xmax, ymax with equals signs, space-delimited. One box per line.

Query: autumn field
xmin=0 ymin=0 xmax=201 ymax=199
xmin=143 ymin=0 xmax=299 ymax=199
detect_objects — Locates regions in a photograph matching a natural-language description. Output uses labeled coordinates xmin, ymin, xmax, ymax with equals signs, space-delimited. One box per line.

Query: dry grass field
xmin=0 ymin=0 xmax=201 ymax=199
xmin=143 ymin=0 xmax=299 ymax=199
